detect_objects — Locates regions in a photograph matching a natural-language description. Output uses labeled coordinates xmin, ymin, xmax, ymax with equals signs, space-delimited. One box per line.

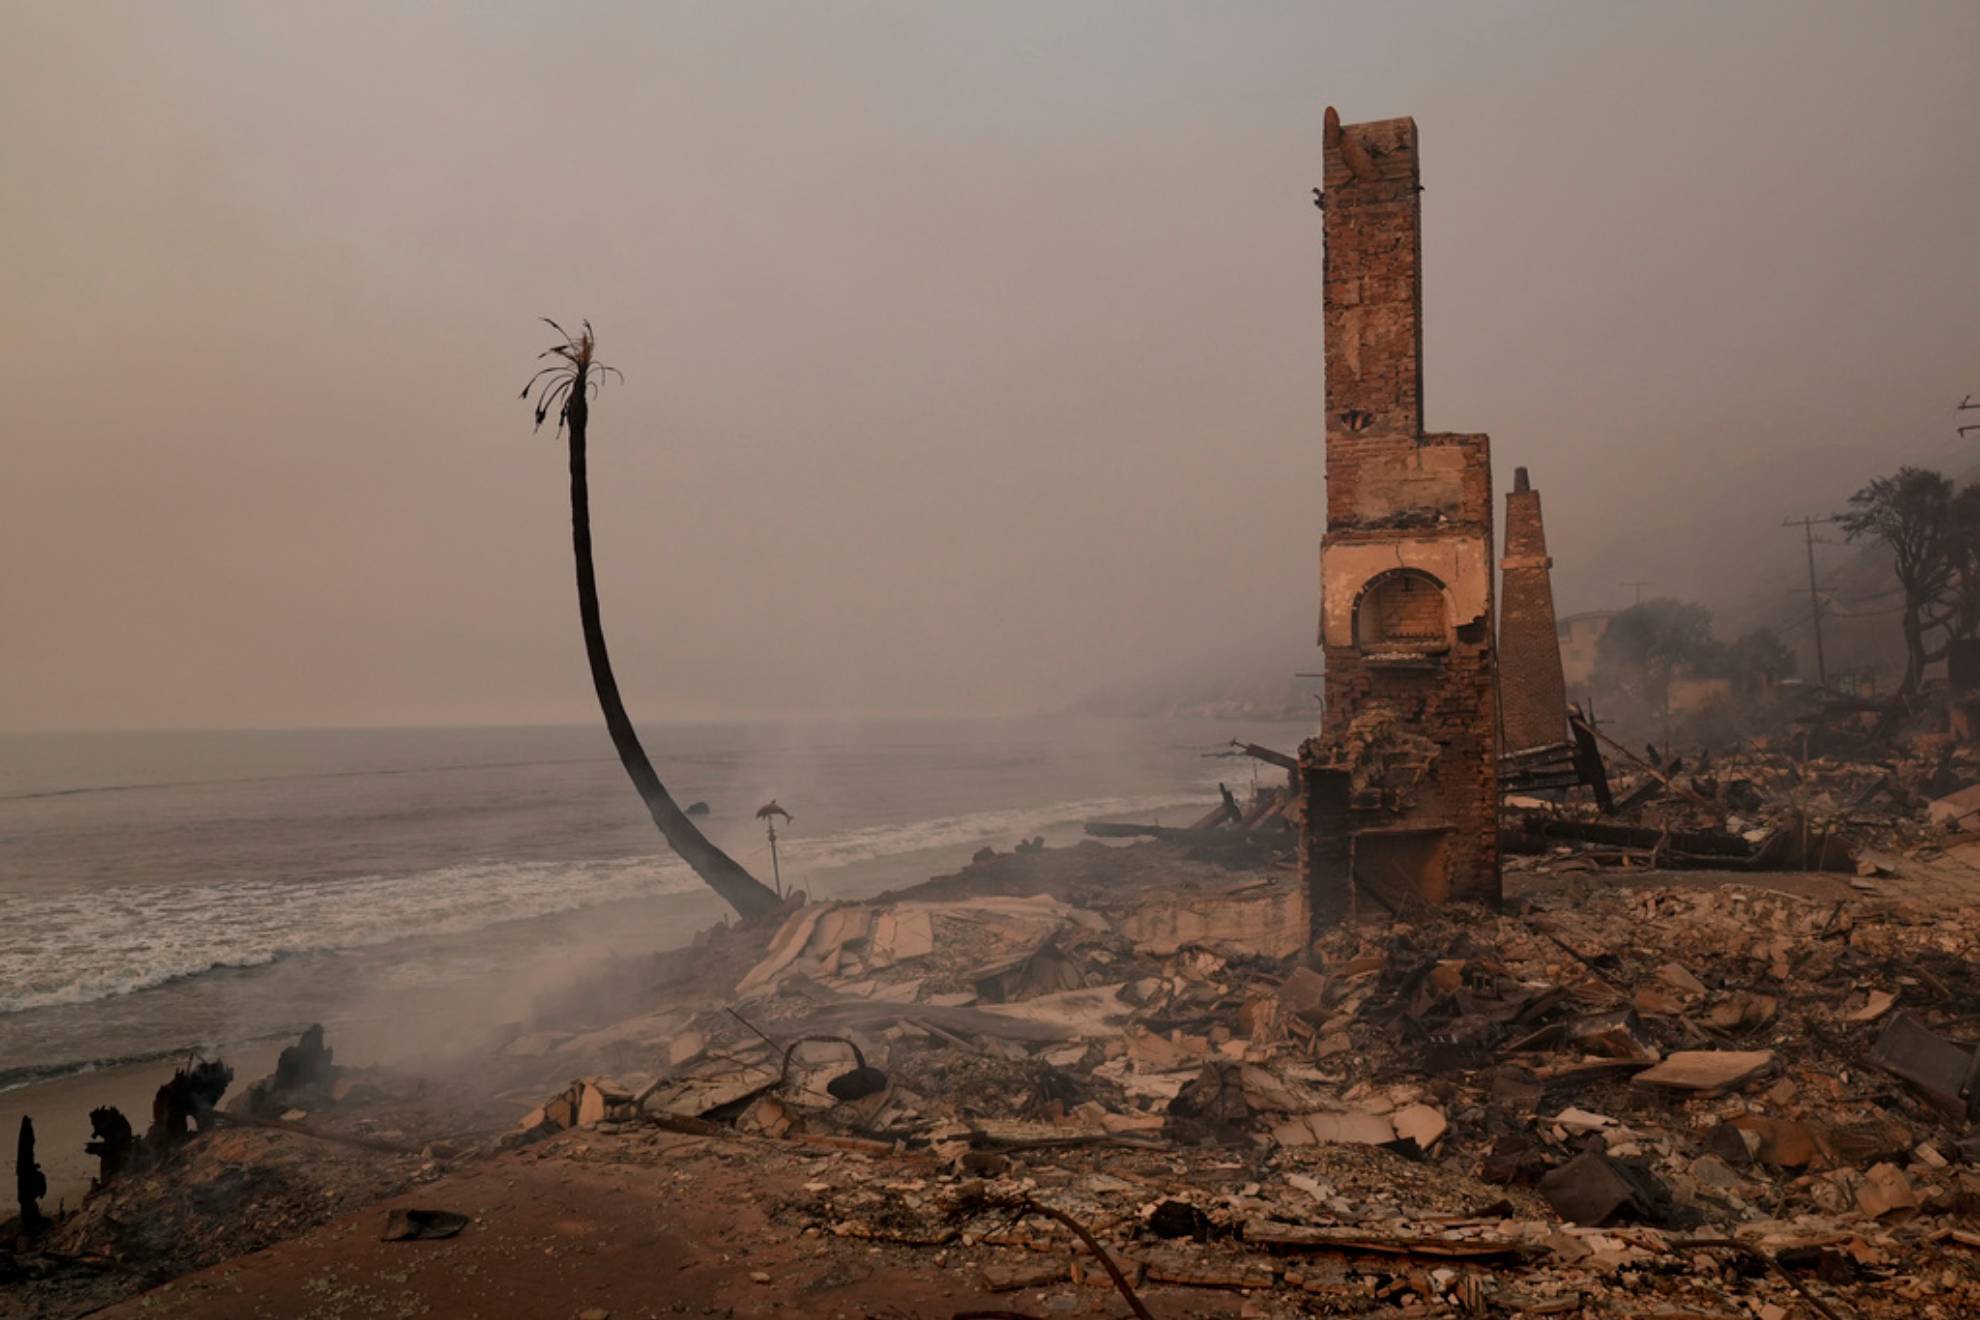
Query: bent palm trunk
xmin=565 ymin=386 xmax=783 ymax=922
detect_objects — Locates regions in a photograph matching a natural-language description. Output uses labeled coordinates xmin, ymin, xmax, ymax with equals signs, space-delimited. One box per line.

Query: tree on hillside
xmin=1594 ymin=598 xmax=1718 ymax=723
xmin=522 ymin=320 xmax=782 ymax=922
xmin=1839 ymin=467 xmax=1957 ymax=695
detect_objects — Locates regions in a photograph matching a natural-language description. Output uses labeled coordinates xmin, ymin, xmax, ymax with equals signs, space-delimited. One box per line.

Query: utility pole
xmin=1783 ymin=514 xmax=1838 ymax=689
xmin=1960 ymin=394 xmax=1979 ymax=438
xmin=1620 ymin=580 xmax=1654 ymax=605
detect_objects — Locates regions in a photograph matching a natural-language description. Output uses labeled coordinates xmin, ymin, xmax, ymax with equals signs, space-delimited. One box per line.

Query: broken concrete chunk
xmin=1550 ymin=1107 xmax=1616 ymax=1137
xmin=1843 ymin=989 xmax=1897 ymax=1023
xmin=1271 ymin=1110 xmax=1397 ymax=1147
xmin=1723 ymin=1116 xmax=1821 ymax=1169
xmin=1856 ymin=1162 xmax=1917 ymax=1217
xmin=1390 ymin=1103 xmax=1447 ymax=1151
xmin=1654 ymin=963 xmax=1708 ymax=998
xmin=1124 ymin=1028 xmax=1198 ymax=1070
xmin=1632 ymin=987 xmax=1685 ymax=1017
xmin=869 ymin=908 xmax=935 ymax=965
xmin=736 ymin=1094 xmax=796 ymax=1139
xmin=1927 ymin=782 xmax=1980 ymax=830
xmin=1630 ymin=1050 xmax=1774 ymax=1094
xmin=665 ymin=1028 xmax=705 ymax=1067
xmin=1704 ymin=993 xmax=1777 ymax=1032
xmin=1236 ymin=994 xmax=1279 ymax=1039
xmin=1279 ymin=965 xmax=1329 ymax=1021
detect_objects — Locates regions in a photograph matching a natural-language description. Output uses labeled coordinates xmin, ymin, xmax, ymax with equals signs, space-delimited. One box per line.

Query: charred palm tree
xmin=524 ymin=321 xmax=782 ymax=922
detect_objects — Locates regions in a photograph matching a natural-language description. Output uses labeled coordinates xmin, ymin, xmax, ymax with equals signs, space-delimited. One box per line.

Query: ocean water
xmin=0 ymin=718 xmax=1304 ymax=1089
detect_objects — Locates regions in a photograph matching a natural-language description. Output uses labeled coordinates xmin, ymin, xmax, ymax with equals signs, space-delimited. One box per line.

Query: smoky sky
xmin=2 ymin=1 xmax=1976 ymax=731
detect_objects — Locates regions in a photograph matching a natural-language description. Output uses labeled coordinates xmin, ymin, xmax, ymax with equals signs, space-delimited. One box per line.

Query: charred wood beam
xmin=1570 ymin=711 xmax=1718 ymax=820
xmin=1502 ymin=813 xmax=1753 ymax=859
xmin=1567 ymin=712 xmax=1616 ymax=813
xmin=1186 ymin=802 xmax=1233 ymax=831
xmin=1228 ymin=740 xmax=1298 ymax=772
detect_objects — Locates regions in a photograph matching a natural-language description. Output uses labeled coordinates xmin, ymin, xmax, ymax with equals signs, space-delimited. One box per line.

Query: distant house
xmin=1557 ymin=610 xmax=1614 ymax=703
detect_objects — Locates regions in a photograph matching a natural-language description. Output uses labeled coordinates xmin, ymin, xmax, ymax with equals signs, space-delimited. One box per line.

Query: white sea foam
xmin=0 ymin=790 xmax=1202 ymax=1015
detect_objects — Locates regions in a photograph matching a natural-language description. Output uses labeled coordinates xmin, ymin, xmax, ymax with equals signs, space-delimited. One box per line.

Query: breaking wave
xmin=0 ymin=790 xmax=1201 ymax=1016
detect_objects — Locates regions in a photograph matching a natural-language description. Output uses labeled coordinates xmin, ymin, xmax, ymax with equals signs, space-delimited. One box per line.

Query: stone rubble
xmin=503 ymin=841 xmax=1980 ymax=1316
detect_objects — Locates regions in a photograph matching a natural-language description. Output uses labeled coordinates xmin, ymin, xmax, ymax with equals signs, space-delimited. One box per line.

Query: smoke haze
xmin=3 ymin=1 xmax=1976 ymax=730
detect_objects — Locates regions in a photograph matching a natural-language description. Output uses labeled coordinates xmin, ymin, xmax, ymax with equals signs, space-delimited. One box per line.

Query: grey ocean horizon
xmin=0 ymin=716 xmax=1304 ymax=1091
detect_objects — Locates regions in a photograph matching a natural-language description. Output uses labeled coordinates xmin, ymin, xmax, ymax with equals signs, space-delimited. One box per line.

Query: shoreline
xmin=0 ymin=800 xmax=1212 ymax=1209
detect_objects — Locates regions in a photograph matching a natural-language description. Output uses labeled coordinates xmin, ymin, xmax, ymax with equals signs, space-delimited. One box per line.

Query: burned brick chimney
xmin=1499 ymin=466 xmax=1571 ymax=754
xmin=1299 ymin=109 xmax=1501 ymax=926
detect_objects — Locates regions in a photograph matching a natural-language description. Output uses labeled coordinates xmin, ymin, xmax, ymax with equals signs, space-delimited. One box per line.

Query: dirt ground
xmin=87 ymin=1124 xmax=1238 ymax=1320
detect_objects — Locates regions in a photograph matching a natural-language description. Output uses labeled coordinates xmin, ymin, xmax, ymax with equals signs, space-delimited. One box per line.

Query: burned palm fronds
xmin=522 ymin=319 xmax=782 ymax=922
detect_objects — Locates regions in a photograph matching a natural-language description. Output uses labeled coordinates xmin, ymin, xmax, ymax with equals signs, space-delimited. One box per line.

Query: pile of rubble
xmin=502 ymin=842 xmax=1980 ymax=1315
xmin=1505 ymin=726 xmax=1980 ymax=879
xmin=1086 ymin=743 xmax=1300 ymax=860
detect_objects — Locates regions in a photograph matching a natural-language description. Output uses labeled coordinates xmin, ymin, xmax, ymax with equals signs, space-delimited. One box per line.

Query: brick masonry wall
xmin=1500 ymin=479 xmax=1571 ymax=752
xmin=1320 ymin=115 xmax=1422 ymax=453
xmin=1303 ymin=111 xmax=1500 ymax=911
